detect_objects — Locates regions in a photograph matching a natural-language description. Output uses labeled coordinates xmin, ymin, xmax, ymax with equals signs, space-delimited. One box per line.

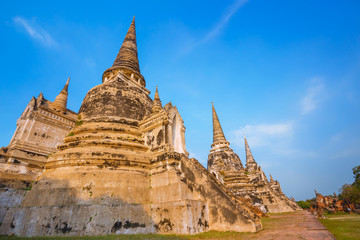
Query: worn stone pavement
xmin=240 ymin=210 xmax=336 ymax=240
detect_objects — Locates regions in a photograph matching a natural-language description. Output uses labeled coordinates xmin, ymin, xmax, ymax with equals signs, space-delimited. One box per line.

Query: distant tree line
xmin=297 ymin=199 xmax=315 ymax=209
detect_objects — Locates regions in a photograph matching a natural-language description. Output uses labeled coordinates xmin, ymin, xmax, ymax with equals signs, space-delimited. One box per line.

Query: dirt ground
xmin=238 ymin=210 xmax=336 ymax=240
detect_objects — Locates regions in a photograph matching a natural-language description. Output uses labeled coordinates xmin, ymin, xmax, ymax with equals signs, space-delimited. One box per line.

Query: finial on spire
xmin=154 ymin=86 xmax=160 ymax=100
xmin=151 ymin=86 xmax=162 ymax=113
xmin=52 ymin=77 xmax=70 ymax=113
xmin=63 ymin=77 xmax=70 ymax=92
xmin=211 ymin=103 xmax=227 ymax=144
xmin=102 ymin=17 xmax=145 ymax=86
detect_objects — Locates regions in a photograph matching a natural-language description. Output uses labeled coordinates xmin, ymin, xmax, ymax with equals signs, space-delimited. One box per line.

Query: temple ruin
xmin=0 ymin=18 xmax=298 ymax=237
xmin=311 ymin=190 xmax=356 ymax=217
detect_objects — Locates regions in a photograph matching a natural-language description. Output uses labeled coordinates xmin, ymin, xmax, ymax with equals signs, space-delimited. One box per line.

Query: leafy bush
xmin=297 ymin=200 xmax=311 ymax=209
xmin=353 ymin=165 xmax=360 ymax=188
xmin=338 ymin=165 xmax=360 ymax=207
xmin=339 ymin=184 xmax=360 ymax=206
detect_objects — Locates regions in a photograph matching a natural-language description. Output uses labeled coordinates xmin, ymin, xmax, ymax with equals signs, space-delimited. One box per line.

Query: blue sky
xmin=1 ymin=0 xmax=359 ymax=200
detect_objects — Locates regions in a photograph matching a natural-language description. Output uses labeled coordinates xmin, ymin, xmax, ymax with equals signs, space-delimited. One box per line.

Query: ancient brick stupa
xmin=208 ymin=103 xmax=300 ymax=213
xmin=0 ymin=18 xmax=262 ymax=236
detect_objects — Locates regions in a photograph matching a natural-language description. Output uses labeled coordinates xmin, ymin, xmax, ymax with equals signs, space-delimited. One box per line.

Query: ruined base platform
xmin=0 ymin=153 xmax=261 ymax=236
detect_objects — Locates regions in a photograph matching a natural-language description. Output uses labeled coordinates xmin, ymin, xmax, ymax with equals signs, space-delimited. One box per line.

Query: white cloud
xmin=231 ymin=122 xmax=293 ymax=148
xmin=300 ymin=80 xmax=324 ymax=115
xmin=229 ymin=78 xmax=326 ymax=157
xmin=13 ymin=16 xmax=56 ymax=47
xmin=252 ymin=123 xmax=293 ymax=135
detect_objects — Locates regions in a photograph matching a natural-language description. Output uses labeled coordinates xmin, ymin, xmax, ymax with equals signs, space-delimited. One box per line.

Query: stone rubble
xmin=311 ymin=190 xmax=355 ymax=217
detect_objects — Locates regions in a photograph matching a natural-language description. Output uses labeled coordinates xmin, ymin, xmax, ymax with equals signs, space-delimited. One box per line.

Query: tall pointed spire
xmin=52 ymin=78 xmax=70 ymax=113
xmin=151 ymin=86 xmax=162 ymax=113
xmin=244 ymin=136 xmax=256 ymax=164
xmin=112 ymin=16 xmax=139 ymax=72
xmin=103 ymin=17 xmax=145 ymax=86
xmin=154 ymin=86 xmax=160 ymax=102
xmin=212 ymin=102 xmax=227 ymax=144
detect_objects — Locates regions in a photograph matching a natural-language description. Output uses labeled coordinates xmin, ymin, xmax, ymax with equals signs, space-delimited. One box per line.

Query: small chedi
xmin=0 ymin=18 xmax=298 ymax=237
xmin=0 ymin=78 xmax=77 ymax=189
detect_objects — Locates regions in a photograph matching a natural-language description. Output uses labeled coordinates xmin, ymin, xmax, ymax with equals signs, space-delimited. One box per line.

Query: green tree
xmin=339 ymin=184 xmax=360 ymax=205
xmin=339 ymin=165 xmax=360 ymax=207
xmin=353 ymin=165 xmax=360 ymax=188
xmin=297 ymin=200 xmax=311 ymax=209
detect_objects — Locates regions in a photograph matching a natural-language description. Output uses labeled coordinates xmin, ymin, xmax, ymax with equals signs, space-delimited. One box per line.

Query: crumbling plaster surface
xmin=0 ymin=152 xmax=261 ymax=236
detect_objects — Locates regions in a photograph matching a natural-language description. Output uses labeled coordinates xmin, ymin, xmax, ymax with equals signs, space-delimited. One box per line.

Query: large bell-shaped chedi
xmin=0 ymin=18 xmax=262 ymax=237
xmin=17 ymin=17 xmax=155 ymax=236
xmin=46 ymin=17 xmax=153 ymax=169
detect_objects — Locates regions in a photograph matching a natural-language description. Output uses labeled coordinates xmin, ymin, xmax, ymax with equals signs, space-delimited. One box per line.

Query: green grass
xmin=0 ymin=234 xmax=185 ymax=240
xmin=320 ymin=213 xmax=360 ymax=240
xmin=0 ymin=231 xmax=250 ymax=240
xmin=0 ymin=232 xmax=246 ymax=240
xmin=184 ymin=230 xmax=250 ymax=239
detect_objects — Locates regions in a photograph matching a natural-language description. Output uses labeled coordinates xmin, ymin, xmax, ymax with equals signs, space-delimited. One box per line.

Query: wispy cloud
xmin=183 ymin=0 xmax=248 ymax=54
xmin=202 ymin=0 xmax=248 ymax=43
xmin=231 ymin=122 xmax=293 ymax=148
xmin=13 ymin=16 xmax=56 ymax=47
xmin=300 ymin=79 xmax=325 ymax=115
